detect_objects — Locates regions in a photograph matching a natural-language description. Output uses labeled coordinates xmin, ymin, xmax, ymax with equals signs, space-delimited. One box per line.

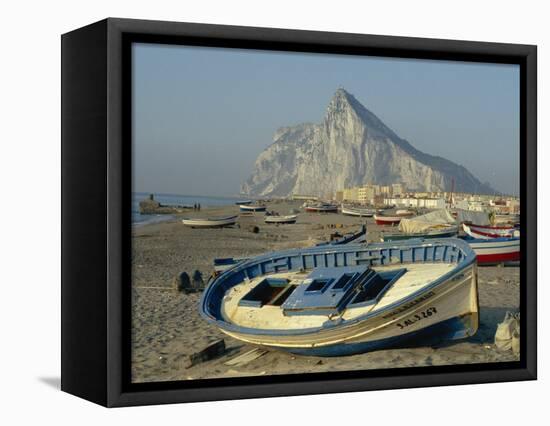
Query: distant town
xmin=291 ymin=183 xmax=520 ymax=215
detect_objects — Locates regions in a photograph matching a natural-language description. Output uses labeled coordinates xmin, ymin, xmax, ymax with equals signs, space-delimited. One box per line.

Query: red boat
xmin=374 ymin=210 xmax=414 ymax=226
xmin=374 ymin=214 xmax=402 ymax=226
xmin=463 ymin=223 xmax=518 ymax=239
xmin=461 ymin=236 xmax=520 ymax=264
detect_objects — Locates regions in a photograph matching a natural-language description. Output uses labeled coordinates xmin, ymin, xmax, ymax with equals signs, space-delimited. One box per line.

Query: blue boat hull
xmin=274 ymin=314 xmax=476 ymax=357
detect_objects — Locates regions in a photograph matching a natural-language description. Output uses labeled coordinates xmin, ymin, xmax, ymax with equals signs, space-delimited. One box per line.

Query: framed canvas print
xmin=61 ymin=18 xmax=537 ymax=407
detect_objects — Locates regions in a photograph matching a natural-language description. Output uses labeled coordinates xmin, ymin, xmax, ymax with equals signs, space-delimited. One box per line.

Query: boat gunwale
xmin=199 ymin=238 xmax=476 ymax=338
xmin=182 ymin=214 xmax=238 ymax=222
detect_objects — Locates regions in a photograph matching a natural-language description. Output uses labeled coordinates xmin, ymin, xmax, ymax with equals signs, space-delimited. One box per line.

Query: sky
xmin=132 ymin=43 xmax=520 ymax=196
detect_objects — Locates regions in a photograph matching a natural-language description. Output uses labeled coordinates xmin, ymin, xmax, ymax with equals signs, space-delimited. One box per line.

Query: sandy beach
xmin=131 ymin=201 xmax=520 ymax=383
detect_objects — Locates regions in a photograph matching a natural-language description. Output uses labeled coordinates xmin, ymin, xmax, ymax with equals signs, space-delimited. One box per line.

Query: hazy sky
xmin=132 ymin=43 xmax=520 ymax=196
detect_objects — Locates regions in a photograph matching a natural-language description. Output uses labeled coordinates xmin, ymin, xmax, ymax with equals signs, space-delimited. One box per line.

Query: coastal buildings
xmin=334 ymin=183 xmax=519 ymax=214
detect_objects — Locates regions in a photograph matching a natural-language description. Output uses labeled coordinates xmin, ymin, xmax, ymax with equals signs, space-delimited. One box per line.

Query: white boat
xmin=240 ymin=204 xmax=267 ymax=212
xmin=463 ymin=223 xmax=519 ymax=239
xmin=200 ymin=238 xmax=479 ymax=356
xmin=181 ymin=215 xmax=238 ymax=228
xmin=395 ymin=209 xmax=416 ymax=216
xmin=341 ymin=205 xmax=376 ymax=217
xmin=265 ymin=214 xmax=298 ymax=224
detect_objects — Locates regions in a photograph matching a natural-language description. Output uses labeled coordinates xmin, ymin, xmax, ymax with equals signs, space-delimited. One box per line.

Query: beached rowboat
xmin=341 ymin=205 xmax=377 ymax=217
xmin=395 ymin=209 xmax=416 ymax=216
xmin=305 ymin=203 xmax=339 ymax=213
xmin=374 ymin=214 xmax=403 ymax=226
xmin=460 ymin=236 xmax=520 ymax=265
xmin=200 ymin=238 xmax=479 ymax=356
xmin=240 ymin=204 xmax=267 ymax=212
xmin=381 ymin=225 xmax=458 ymax=242
xmin=463 ymin=223 xmax=518 ymax=239
xmin=265 ymin=215 xmax=298 ymax=224
xmin=317 ymin=225 xmax=367 ymax=246
xmin=182 ymin=215 xmax=238 ymax=228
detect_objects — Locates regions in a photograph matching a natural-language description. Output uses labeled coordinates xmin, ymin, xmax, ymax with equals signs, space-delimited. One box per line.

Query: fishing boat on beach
xmin=463 ymin=223 xmax=519 ymax=239
xmin=182 ymin=215 xmax=238 ymax=228
xmin=240 ymin=203 xmax=267 ymax=212
xmin=305 ymin=203 xmax=339 ymax=213
xmin=265 ymin=214 xmax=298 ymax=224
xmin=382 ymin=226 xmax=458 ymax=242
xmin=381 ymin=210 xmax=458 ymax=242
xmin=200 ymin=238 xmax=479 ymax=356
xmin=317 ymin=225 xmax=367 ymax=246
xmin=460 ymin=236 xmax=520 ymax=264
xmin=374 ymin=209 xmax=415 ymax=226
xmin=373 ymin=214 xmax=406 ymax=226
xmin=341 ymin=205 xmax=377 ymax=217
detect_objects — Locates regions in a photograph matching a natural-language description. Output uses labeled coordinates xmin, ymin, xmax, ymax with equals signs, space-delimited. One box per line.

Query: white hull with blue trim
xmin=200 ymin=239 xmax=479 ymax=356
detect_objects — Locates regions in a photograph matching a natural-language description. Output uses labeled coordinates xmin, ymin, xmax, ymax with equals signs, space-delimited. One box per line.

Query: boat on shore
xmin=381 ymin=225 xmax=458 ymax=242
xmin=373 ymin=214 xmax=404 ymax=226
xmin=265 ymin=214 xmax=298 ymax=224
xmin=182 ymin=215 xmax=238 ymax=228
xmin=382 ymin=209 xmax=458 ymax=241
xmin=200 ymin=238 xmax=479 ymax=356
xmin=240 ymin=204 xmax=267 ymax=212
xmin=460 ymin=236 xmax=520 ymax=265
xmin=305 ymin=203 xmax=339 ymax=213
xmin=317 ymin=225 xmax=367 ymax=246
xmin=463 ymin=223 xmax=519 ymax=239
xmin=395 ymin=209 xmax=416 ymax=216
xmin=341 ymin=205 xmax=377 ymax=217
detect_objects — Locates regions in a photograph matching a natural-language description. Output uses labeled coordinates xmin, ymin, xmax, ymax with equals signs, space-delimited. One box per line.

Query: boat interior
xmin=221 ymin=262 xmax=455 ymax=330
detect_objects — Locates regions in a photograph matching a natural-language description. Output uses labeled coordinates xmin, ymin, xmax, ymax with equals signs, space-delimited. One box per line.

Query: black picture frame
xmin=61 ymin=17 xmax=537 ymax=407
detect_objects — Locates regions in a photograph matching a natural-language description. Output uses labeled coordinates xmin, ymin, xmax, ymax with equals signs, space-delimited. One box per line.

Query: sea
xmin=132 ymin=192 xmax=244 ymax=225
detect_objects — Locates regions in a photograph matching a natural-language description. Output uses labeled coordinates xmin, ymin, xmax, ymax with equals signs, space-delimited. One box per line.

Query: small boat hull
xmin=463 ymin=223 xmax=518 ymax=238
xmin=265 ymin=215 xmax=298 ymax=224
xmin=374 ymin=214 xmax=402 ymax=225
xmin=381 ymin=226 xmax=458 ymax=242
xmin=240 ymin=204 xmax=267 ymax=212
xmin=182 ymin=215 xmax=238 ymax=228
xmin=341 ymin=206 xmax=376 ymax=217
xmin=461 ymin=236 xmax=520 ymax=264
xmin=305 ymin=205 xmax=338 ymax=213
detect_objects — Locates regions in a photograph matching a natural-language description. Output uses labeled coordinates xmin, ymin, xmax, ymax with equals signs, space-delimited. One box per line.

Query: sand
xmin=131 ymin=201 xmax=520 ymax=383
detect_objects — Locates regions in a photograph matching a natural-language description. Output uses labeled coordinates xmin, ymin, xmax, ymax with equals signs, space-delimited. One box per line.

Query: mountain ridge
xmin=241 ymin=88 xmax=495 ymax=198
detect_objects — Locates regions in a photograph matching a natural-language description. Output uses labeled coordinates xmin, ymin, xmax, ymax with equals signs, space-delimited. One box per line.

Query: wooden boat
xmin=200 ymin=238 xmax=479 ymax=356
xmin=317 ymin=225 xmax=367 ymax=246
xmin=236 ymin=200 xmax=252 ymax=205
xmin=239 ymin=204 xmax=267 ymax=212
xmin=395 ymin=209 xmax=416 ymax=216
xmin=341 ymin=205 xmax=377 ymax=217
xmin=265 ymin=214 xmax=298 ymax=224
xmin=381 ymin=225 xmax=458 ymax=242
xmin=463 ymin=223 xmax=518 ymax=239
xmin=182 ymin=215 xmax=238 ymax=228
xmin=460 ymin=236 xmax=520 ymax=264
xmin=305 ymin=203 xmax=338 ymax=213
xmin=374 ymin=214 xmax=403 ymax=226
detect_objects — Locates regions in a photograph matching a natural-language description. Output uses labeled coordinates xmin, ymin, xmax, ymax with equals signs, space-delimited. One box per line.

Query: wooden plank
xmin=224 ymin=348 xmax=268 ymax=367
